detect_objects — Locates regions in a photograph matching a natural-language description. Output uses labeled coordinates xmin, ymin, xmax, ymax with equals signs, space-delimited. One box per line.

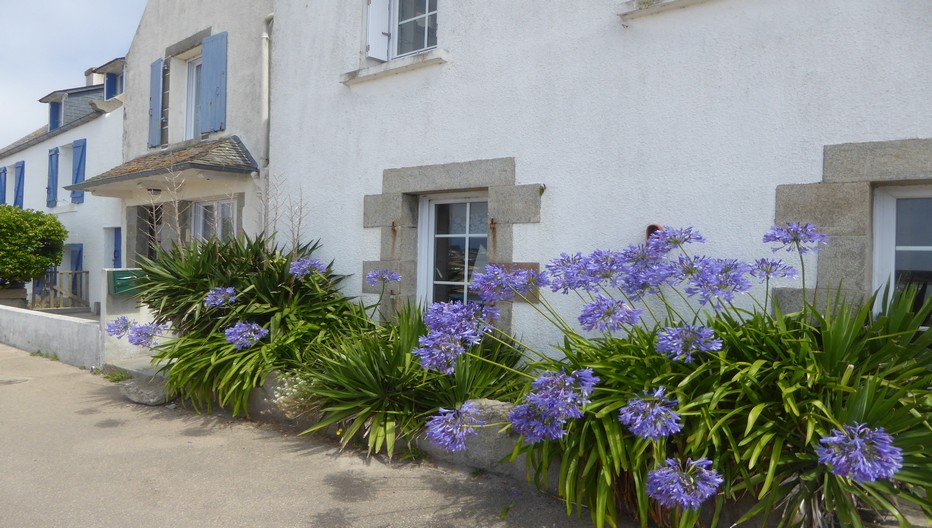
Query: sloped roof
xmin=38 ymin=84 xmax=104 ymax=103
xmin=67 ymin=135 xmax=257 ymax=192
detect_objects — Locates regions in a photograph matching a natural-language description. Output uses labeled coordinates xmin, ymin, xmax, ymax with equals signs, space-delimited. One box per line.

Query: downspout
xmin=260 ymin=12 xmax=274 ymax=233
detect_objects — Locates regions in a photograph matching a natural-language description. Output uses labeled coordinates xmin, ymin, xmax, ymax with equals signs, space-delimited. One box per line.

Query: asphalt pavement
xmin=0 ymin=343 xmax=594 ymax=528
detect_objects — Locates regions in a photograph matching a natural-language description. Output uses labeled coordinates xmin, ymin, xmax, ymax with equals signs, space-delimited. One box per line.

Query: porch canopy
xmin=67 ymin=135 xmax=257 ymax=198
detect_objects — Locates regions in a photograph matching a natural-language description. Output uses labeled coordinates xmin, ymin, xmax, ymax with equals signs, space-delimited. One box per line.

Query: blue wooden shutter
xmin=105 ymin=73 xmax=117 ymax=99
xmin=71 ymin=139 xmax=86 ymax=204
xmin=49 ymin=102 xmax=61 ymax=130
xmin=47 ymin=147 xmax=59 ymax=208
xmin=13 ymin=161 xmax=24 ymax=209
xmin=113 ymin=227 xmax=122 ymax=268
xmin=199 ymin=32 xmax=227 ymax=134
xmin=367 ymin=0 xmax=391 ymax=61
xmin=148 ymin=58 xmax=164 ymax=147
xmin=0 ymin=167 xmax=6 ymax=205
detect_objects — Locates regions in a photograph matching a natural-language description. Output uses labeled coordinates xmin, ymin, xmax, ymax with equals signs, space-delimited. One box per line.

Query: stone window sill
xmin=619 ymin=0 xmax=712 ymax=21
xmin=341 ymin=49 xmax=449 ymax=86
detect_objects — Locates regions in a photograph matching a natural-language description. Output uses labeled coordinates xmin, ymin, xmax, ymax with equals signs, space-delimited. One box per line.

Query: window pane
xmin=466 ymin=237 xmax=488 ymax=281
xmin=895 ymin=250 xmax=932 ymax=273
xmin=896 ymin=198 xmax=932 ymax=246
xmin=219 ymin=202 xmax=235 ymax=241
xmin=435 ymin=203 xmax=467 ymax=234
xmin=434 ymin=236 xmax=466 ymax=282
xmin=199 ymin=204 xmax=215 ymax=239
xmin=397 ymin=18 xmax=426 ymax=56
xmin=468 ymin=202 xmax=487 ymax=235
xmin=433 ymin=283 xmax=464 ymax=304
xmin=427 ymin=14 xmax=437 ymax=48
xmin=192 ymin=63 xmax=201 ymax=136
xmin=429 ymin=0 xmax=437 ymax=12
xmin=398 ymin=0 xmax=426 ymax=21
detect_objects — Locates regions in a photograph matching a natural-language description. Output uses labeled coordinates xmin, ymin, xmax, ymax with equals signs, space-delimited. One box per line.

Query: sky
xmin=0 ymin=1 xmax=148 ymax=148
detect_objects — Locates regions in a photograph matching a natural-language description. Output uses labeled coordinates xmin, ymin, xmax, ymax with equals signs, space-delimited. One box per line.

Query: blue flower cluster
xmin=365 ymin=268 xmax=401 ymax=286
xmin=470 ymin=264 xmax=544 ymax=303
xmin=618 ymin=387 xmax=683 ymax=440
xmin=578 ymin=295 xmax=641 ymax=333
xmin=750 ymin=258 xmax=798 ymax=281
xmin=646 ymin=458 xmax=723 ymax=510
xmin=508 ymin=368 xmax=598 ymax=443
xmin=655 ymin=325 xmax=722 ymax=363
xmin=763 ymin=222 xmax=829 ymax=254
xmin=413 ymin=302 xmax=497 ymax=374
xmin=106 ymin=316 xmax=167 ymax=348
xmin=224 ymin=322 xmax=269 ymax=350
xmin=425 ymin=401 xmax=486 ymax=452
xmin=289 ymin=257 xmax=326 ymax=279
xmin=203 ymin=286 xmax=236 ymax=308
xmin=816 ymin=423 xmax=903 ymax=483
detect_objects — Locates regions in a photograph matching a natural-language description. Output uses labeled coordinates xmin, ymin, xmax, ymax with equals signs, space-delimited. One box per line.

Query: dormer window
xmin=49 ymin=100 xmax=64 ymax=131
xmin=93 ymin=57 xmax=127 ymax=100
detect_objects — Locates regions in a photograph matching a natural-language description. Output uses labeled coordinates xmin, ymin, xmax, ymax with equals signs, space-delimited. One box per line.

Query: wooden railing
xmin=31 ymin=271 xmax=90 ymax=309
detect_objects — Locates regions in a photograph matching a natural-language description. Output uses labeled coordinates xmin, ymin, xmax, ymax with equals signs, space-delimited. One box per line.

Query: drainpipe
xmin=260 ymin=12 xmax=274 ymax=233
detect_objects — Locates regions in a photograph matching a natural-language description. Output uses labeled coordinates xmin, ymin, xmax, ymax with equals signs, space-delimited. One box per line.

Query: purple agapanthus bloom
xmin=750 ymin=258 xmax=799 ymax=282
xmin=508 ymin=403 xmax=568 ymax=444
xmin=816 ymin=423 xmax=903 ymax=483
xmin=425 ymin=401 xmax=486 ymax=452
xmin=204 ymin=286 xmax=237 ymax=308
xmin=470 ymin=264 xmax=546 ymax=303
xmin=366 ymin=268 xmax=401 ymax=286
xmin=684 ymin=258 xmax=752 ymax=310
xmin=655 ymin=325 xmax=722 ymax=363
xmin=578 ymin=295 xmax=642 ymax=333
xmin=105 ymin=316 xmax=132 ymax=338
xmin=289 ymin=257 xmax=326 ymax=278
xmin=127 ymin=322 xmax=167 ymax=347
xmin=414 ymin=301 xmax=498 ymax=374
xmin=647 ymin=458 xmax=723 ymax=510
xmin=647 ymin=226 xmax=706 ymax=254
xmin=583 ymin=249 xmax=628 ymax=286
xmin=526 ymin=368 xmax=599 ymax=420
xmin=617 ymin=244 xmax=677 ymax=299
xmin=763 ymin=222 xmax=829 ymax=254
xmin=618 ymin=387 xmax=683 ymax=440
xmin=224 ymin=322 xmax=269 ymax=350
xmin=546 ymin=253 xmax=590 ymax=293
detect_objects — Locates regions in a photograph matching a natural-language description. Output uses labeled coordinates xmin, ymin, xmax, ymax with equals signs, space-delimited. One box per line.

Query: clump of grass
xmin=30 ymin=351 xmax=59 ymax=361
xmin=102 ymin=370 xmax=133 ymax=383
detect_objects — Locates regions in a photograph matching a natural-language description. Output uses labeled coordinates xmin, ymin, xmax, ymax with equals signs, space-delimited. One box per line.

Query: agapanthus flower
xmin=647 ymin=458 xmax=723 ymax=510
xmin=509 ymin=368 xmax=598 ymax=443
xmin=366 ymin=268 xmax=401 ymax=286
xmin=578 ymin=295 xmax=642 ymax=333
xmin=655 ymin=325 xmax=722 ymax=363
xmin=470 ymin=264 xmax=546 ymax=303
xmin=546 ymin=253 xmax=590 ymax=293
xmin=508 ymin=403 xmax=568 ymax=444
xmin=617 ymin=244 xmax=676 ymax=299
xmin=105 ymin=316 xmax=132 ymax=338
xmin=224 ymin=322 xmax=269 ymax=350
xmin=582 ymin=249 xmax=628 ymax=286
xmin=763 ymin=222 xmax=828 ymax=254
xmin=203 ymin=286 xmax=237 ymax=308
xmin=289 ymin=257 xmax=326 ymax=278
xmin=425 ymin=401 xmax=486 ymax=452
xmin=647 ymin=226 xmax=706 ymax=254
xmin=816 ymin=423 xmax=903 ymax=483
xmin=750 ymin=258 xmax=798 ymax=282
xmin=684 ymin=258 xmax=752 ymax=310
xmin=127 ymin=322 xmax=167 ymax=347
xmin=414 ymin=301 xmax=497 ymax=374
xmin=618 ymin=387 xmax=683 ymax=440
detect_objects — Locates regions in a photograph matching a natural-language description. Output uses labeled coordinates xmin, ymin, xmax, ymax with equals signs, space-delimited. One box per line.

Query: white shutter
xmin=367 ymin=0 xmax=391 ymax=61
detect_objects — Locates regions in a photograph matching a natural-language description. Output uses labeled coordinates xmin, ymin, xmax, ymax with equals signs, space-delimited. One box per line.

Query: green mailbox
xmin=109 ymin=269 xmax=145 ymax=295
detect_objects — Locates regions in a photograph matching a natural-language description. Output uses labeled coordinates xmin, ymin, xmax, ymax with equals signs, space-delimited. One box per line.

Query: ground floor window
xmin=193 ymin=199 xmax=236 ymax=241
xmin=873 ymin=186 xmax=932 ymax=315
xmin=417 ymin=195 xmax=488 ymax=304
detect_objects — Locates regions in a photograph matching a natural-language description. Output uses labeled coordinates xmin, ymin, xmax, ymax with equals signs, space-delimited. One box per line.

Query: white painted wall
xmin=0 ymin=107 xmax=124 ymax=308
xmin=269 ymin=0 xmax=931 ymax=351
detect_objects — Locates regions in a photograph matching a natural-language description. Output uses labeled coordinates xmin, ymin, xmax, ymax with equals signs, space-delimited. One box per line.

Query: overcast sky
xmin=0 ymin=1 xmax=148 ymax=148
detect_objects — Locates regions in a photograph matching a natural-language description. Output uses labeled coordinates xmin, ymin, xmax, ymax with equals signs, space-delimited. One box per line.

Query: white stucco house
xmin=266 ymin=0 xmax=932 ymax=346
xmin=0 ymin=61 xmax=125 ymax=309
xmin=70 ymin=0 xmax=274 ymax=264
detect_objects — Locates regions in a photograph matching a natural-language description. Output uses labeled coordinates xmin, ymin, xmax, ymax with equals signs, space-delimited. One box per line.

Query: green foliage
xmin=281 ymin=305 xmax=526 ymax=460
xmin=518 ymin=287 xmax=932 ymax=528
xmin=0 ymin=205 xmax=67 ymax=284
xmin=134 ymin=234 xmax=364 ymax=415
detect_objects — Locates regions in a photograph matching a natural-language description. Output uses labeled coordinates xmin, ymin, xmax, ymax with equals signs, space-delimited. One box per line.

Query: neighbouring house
xmin=268 ymin=0 xmax=932 ymax=347
xmin=68 ymin=0 xmax=273 ymax=264
xmin=0 ymin=61 xmax=125 ymax=310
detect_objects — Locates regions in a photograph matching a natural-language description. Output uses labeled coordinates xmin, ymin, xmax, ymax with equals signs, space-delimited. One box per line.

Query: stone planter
xmin=0 ymin=286 xmax=28 ymax=309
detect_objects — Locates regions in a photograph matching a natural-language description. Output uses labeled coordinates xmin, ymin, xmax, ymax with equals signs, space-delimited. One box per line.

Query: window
xmin=417 ymin=195 xmax=488 ymax=303
xmin=193 ymin=199 xmax=237 ymax=241
xmin=367 ymin=0 xmax=438 ymax=62
xmin=185 ymin=57 xmax=202 ymax=140
xmin=104 ymin=69 xmax=124 ymax=100
xmin=49 ymin=101 xmax=63 ymax=131
xmin=873 ymin=186 xmax=932 ymax=315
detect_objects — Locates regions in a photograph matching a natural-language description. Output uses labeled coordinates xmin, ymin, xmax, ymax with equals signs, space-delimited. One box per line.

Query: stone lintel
xmin=382 ymin=157 xmax=515 ymax=194
xmin=823 ymin=137 xmax=932 ymax=184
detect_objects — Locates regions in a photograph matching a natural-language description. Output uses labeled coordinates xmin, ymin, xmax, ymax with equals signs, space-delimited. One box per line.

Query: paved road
xmin=0 ymin=344 xmax=593 ymax=528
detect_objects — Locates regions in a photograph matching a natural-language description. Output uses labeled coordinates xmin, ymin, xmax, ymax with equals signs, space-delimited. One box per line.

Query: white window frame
xmin=416 ymin=192 xmax=488 ymax=305
xmin=872 ymin=185 xmax=932 ymax=296
xmin=367 ymin=0 xmax=438 ymax=62
xmin=192 ymin=198 xmax=237 ymax=241
xmin=184 ymin=56 xmax=202 ymax=140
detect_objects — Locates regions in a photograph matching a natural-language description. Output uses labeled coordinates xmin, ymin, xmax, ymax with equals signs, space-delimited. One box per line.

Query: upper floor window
xmin=367 ymin=0 xmax=437 ymax=62
xmin=49 ymin=100 xmax=63 ymax=131
xmin=185 ymin=57 xmax=203 ymax=140
xmin=105 ymin=70 xmax=124 ymax=100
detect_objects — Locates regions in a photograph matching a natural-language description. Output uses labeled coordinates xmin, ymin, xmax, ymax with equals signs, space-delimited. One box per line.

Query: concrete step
xmin=103 ymin=356 xmax=174 ymax=406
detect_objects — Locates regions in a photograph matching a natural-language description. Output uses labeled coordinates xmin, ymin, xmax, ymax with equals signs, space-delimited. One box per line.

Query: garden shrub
xmin=0 ymin=205 xmax=67 ymax=285
xmin=414 ymin=225 xmax=931 ymax=527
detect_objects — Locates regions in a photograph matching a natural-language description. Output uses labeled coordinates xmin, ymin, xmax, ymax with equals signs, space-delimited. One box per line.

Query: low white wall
xmin=0 ymin=305 xmax=102 ymax=369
